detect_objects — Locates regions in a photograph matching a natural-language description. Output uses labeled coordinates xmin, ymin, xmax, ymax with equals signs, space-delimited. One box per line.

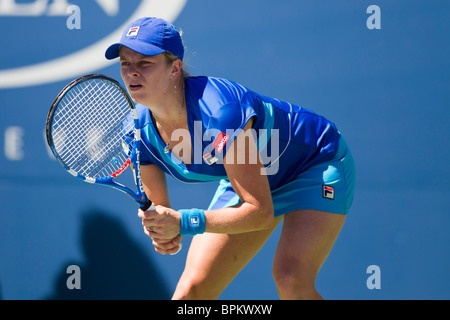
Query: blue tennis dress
xmin=135 ymin=76 xmax=355 ymax=216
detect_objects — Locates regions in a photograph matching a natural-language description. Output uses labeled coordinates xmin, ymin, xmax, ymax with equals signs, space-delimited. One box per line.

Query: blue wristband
xmin=179 ymin=208 xmax=206 ymax=236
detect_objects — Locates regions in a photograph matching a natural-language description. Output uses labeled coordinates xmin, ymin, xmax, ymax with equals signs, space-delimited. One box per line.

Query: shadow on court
xmin=46 ymin=209 xmax=171 ymax=300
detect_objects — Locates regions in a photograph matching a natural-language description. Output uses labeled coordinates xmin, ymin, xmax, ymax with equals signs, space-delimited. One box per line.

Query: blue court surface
xmin=0 ymin=0 xmax=448 ymax=299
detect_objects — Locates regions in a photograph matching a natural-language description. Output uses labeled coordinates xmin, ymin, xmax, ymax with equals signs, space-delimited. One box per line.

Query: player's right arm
xmin=139 ymin=164 xmax=182 ymax=254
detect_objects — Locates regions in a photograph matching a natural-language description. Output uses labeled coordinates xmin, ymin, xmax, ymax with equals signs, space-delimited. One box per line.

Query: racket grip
xmin=140 ymin=199 xmax=155 ymax=211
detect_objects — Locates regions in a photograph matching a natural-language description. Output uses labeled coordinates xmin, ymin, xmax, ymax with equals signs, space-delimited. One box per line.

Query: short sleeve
xmin=206 ymin=102 xmax=256 ymax=157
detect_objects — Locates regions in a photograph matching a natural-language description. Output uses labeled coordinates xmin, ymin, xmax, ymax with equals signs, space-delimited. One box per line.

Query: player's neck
xmin=151 ymin=85 xmax=186 ymax=131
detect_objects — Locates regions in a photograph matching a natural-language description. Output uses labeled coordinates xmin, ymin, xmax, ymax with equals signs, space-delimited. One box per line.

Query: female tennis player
xmin=105 ymin=17 xmax=355 ymax=300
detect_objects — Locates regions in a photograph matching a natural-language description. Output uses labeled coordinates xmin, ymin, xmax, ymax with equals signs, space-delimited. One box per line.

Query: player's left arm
xmin=139 ymin=118 xmax=274 ymax=248
xmin=203 ymin=117 xmax=275 ymax=234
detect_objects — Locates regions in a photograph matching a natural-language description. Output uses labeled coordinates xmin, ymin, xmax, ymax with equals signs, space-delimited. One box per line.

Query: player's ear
xmin=169 ymin=58 xmax=183 ymax=78
xmin=163 ymin=51 xmax=189 ymax=79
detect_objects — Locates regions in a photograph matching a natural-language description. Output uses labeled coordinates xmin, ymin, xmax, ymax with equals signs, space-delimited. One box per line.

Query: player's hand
xmin=149 ymin=235 xmax=183 ymax=255
xmin=138 ymin=205 xmax=181 ymax=240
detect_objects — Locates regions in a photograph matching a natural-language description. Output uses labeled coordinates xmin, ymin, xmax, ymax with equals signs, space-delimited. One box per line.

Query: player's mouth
xmin=129 ymin=83 xmax=143 ymax=91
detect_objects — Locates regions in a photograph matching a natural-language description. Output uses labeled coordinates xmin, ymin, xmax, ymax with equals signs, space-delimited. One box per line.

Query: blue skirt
xmin=207 ymin=136 xmax=355 ymax=216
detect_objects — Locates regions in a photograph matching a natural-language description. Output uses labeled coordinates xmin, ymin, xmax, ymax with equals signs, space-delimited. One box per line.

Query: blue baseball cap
xmin=105 ymin=17 xmax=184 ymax=60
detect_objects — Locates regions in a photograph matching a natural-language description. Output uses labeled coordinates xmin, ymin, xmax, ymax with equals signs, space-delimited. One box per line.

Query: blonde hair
xmin=164 ymin=51 xmax=190 ymax=79
xmin=163 ymin=28 xmax=190 ymax=78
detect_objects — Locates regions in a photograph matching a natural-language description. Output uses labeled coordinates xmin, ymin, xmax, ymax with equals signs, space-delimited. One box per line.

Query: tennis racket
xmin=46 ymin=74 xmax=154 ymax=211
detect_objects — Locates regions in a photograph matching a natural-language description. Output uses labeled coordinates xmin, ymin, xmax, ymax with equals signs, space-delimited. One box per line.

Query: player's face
xmin=119 ymin=46 xmax=173 ymax=106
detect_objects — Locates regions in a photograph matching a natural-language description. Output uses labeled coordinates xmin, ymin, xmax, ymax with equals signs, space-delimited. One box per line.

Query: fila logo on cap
xmin=323 ymin=185 xmax=335 ymax=200
xmin=126 ymin=26 xmax=140 ymax=37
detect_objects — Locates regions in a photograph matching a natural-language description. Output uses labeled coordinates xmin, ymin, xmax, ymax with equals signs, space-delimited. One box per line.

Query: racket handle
xmin=139 ymin=199 xmax=155 ymax=211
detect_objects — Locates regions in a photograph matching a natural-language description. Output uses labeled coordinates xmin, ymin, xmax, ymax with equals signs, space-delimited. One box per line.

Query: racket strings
xmin=51 ymin=78 xmax=134 ymax=179
xmin=71 ymin=80 xmax=133 ymax=175
xmin=65 ymin=83 xmax=127 ymax=165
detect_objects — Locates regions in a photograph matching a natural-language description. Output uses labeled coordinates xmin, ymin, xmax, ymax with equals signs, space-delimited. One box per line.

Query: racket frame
xmin=46 ymin=74 xmax=152 ymax=211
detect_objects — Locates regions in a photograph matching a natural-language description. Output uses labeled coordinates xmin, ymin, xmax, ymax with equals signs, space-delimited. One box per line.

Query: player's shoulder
xmin=186 ymin=76 xmax=249 ymax=105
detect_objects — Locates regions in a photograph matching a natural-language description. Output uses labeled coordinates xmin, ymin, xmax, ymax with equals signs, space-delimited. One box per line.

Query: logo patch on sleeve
xmin=323 ymin=185 xmax=335 ymax=200
xmin=212 ymin=131 xmax=229 ymax=154
xmin=203 ymin=152 xmax=219 ymax=166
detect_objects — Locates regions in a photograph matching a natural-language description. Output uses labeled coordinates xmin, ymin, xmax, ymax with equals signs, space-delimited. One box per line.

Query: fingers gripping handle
xmin=138 ymin=200 xmax=182 ymax=255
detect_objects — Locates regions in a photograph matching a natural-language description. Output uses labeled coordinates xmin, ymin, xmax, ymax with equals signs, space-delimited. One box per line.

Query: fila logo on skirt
xmin=323 ymin=185 xmax=335 ymax=200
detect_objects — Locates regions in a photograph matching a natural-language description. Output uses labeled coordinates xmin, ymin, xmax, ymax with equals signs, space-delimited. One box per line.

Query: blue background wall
xmin=0 ymin=0 xmax=449 ymax=299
